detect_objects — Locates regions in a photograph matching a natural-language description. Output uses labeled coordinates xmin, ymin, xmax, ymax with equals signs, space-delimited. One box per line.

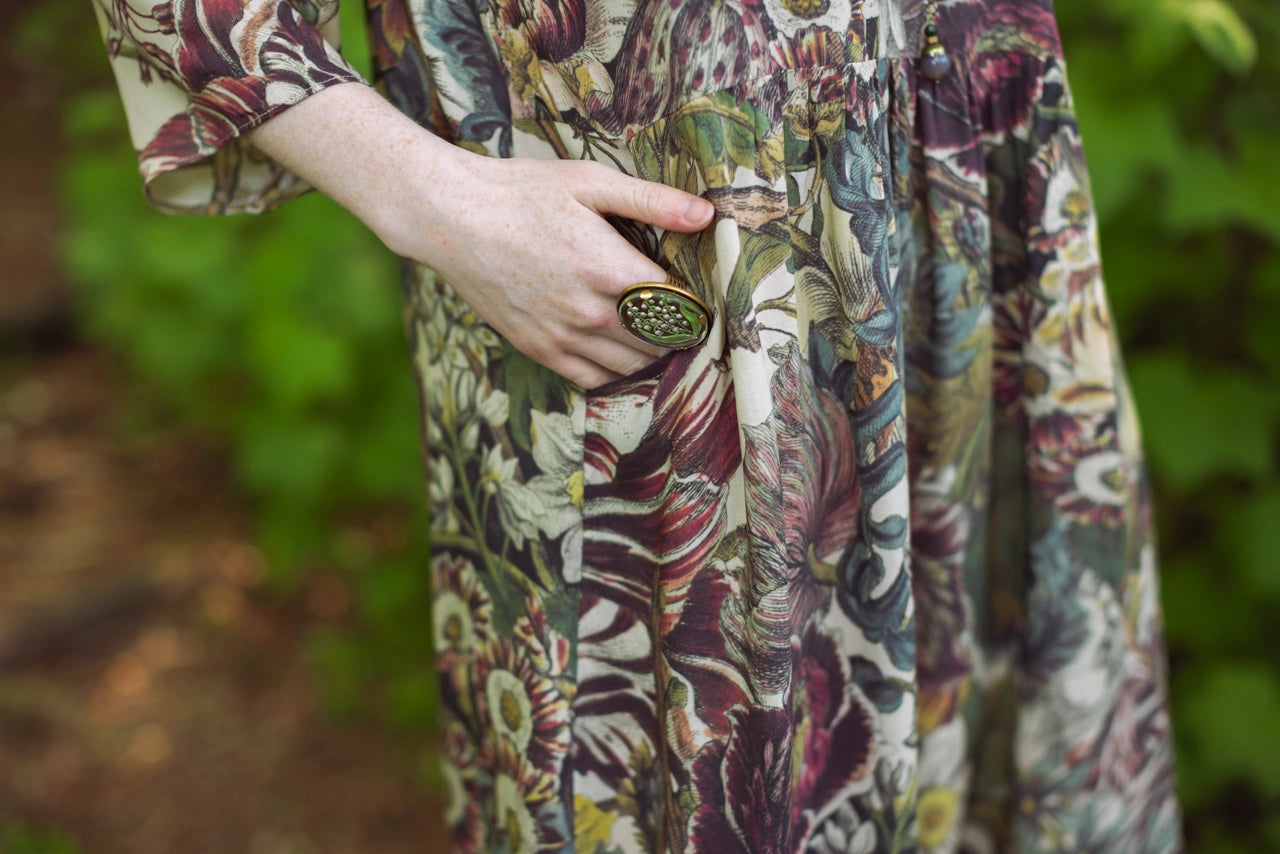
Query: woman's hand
xmin=248 ymin=82 xmax=714 ymax=389
xmin=383 ymin=152 xmax=713 ymax=388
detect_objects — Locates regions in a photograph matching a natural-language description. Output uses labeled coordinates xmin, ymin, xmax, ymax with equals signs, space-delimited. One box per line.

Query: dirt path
xmin=0 ymin=3 xmax=445 ymax=850
xmin=0 ymin=350 xmax=444 ymax=854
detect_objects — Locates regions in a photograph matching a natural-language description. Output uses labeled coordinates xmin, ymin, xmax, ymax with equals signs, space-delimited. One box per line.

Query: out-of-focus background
xmin=0 ymin=0 xmax=1276 ymax=849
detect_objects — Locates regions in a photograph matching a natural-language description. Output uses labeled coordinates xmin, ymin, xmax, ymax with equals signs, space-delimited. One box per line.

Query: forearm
xmin=244 ymin=81 xmax=470 ymax=260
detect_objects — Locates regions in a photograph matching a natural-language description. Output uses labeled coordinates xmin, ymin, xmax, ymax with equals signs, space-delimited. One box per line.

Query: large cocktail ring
xmin=615 ymin=278 xmax=712 ymax=350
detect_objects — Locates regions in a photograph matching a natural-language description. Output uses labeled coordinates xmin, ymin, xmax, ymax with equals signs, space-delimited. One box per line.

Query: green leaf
xmin=60 ymin=90 xmax=127 ymax=139
xmin=1127 ymin=353 xmax=1273 ymax=489
xmin=1232 ymin=133 xmax=1280 ymax=242
xmin=1159 ymin=555 xmax=1260 ymax=651
xmin=337 ymin=0 xmax=374 ymax=78
xmin=1127 ymin=8 xmax=1195 ymax=71
xmin=1224 ymin=488 xmax=1280 ymax=596
xmin=1068 ymin=61 xmax=1181 ymax=218
xmin=384 ymin=672 xmax=438 ymax=731
xmin=237 ymin=415 xmax=344 ymax=500
xmin=1165 ymin=138 xmax=1280 ymax=240
xmin=344 ymin=385 xmax=425 ymax=499
xmin=1176 ymin=662 xmax=1280 ymax=801
xmin=1163 ymin=144 xmax=1242 ymax=233
xmin=502 ymin=345 xmax=563 ymax=452
xmin=246 ymin=313 xmax=354 ymax=410
xmin=1170 ymin=0 xmax=1258 ymax=74
xmin=357 ymin=563 xmax=430 ymax=626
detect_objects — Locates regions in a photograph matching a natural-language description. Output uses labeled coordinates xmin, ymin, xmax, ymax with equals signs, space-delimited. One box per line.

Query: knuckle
xmin=521 ymin=336 xmax=558 ymax=367
xmin=582 ymin=304 xmax=619 ymax=331
xmin=574 ymin=160 xmax=611 ymax=191
xmin=639 ymin=180 xmax=668 ymax=214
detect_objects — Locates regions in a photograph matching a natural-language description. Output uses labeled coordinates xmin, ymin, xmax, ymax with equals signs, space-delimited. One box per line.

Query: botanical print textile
xmin=96 ymin=0 xmax=1184 ymax=850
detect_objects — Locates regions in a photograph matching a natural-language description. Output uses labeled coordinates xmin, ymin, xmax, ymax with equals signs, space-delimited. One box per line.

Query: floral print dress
xmin=95 ymin=0 xmax=1183 ymax=849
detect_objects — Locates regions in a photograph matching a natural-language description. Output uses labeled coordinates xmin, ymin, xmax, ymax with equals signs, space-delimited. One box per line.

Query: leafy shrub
xmin=1059 ymin=0 xmax=1280 ymax=849
xmin=54 ymin=2 xmax=435 ymax=735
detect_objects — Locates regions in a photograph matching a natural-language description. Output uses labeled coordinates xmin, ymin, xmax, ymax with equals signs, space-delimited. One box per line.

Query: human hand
xmin=247 ymin=82 xmax=713 ymax=389
xmin=380 ymin=151 xmax=714 ymax=389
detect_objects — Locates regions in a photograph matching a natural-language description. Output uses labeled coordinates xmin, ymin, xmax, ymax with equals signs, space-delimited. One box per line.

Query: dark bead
xmin=920 ymin=51 xmax=952 ymax=81
xmin=925 ymin=22 xmax=937 ymax=37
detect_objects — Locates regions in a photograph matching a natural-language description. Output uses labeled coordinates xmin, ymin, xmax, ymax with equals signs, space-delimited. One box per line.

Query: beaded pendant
xmin=920 ymin=1 xmax=952 ymax=80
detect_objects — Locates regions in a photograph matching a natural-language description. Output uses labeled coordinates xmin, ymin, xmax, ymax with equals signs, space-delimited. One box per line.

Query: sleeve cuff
xmin=97 ymin=0 xmax=367 ymax=214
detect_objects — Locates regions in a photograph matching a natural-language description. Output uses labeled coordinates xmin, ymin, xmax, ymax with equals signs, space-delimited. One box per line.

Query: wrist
xmin=245 ymin=82 xmax=474 ymax=263
xmin=365 ymin=134 xmax=476 ymax=263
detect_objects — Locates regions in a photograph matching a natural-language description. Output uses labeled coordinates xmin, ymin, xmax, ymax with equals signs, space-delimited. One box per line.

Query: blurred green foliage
xmin=59 ymin=112 xmax=440 ymax=729
xmin=25 ymin=0 xmax=1280 ymax=847
xmin=35 ymin=0 xmax=438 ymax=736
xmin=0 ymin=821 xmax=80 ymax=854
xmin=1058 ymin=0 xmax=1280 ymax=850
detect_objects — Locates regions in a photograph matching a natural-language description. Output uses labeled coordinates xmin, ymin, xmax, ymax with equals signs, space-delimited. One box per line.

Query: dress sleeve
xmin=92 ymin=0 xmax=367 ymax=214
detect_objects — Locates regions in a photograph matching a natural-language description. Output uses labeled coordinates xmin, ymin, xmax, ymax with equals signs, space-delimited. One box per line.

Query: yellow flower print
xmin=487 ymin=668 xmax=535 ymax=752
xmin=812 ymin=99 xmax=843 ymax=138
xmin=433 ymin=591 xmax=477 ymax=653
xmin=764 ymin=0 xmax=850 ymax=38
xmin=760 ymin=134 xmax=786 ymax=184
xmin=429 ymin=553 xmax=495 ymax=656
xmin=573 ymin=63 xmax=596 ymax=102
xmin=573 ymin=795 xmax=617 ymax=854
xmin=1060 ymin=186 xmax=1091 ymax=228
xmin=565 ymin=469 xmax=584 ymax=510
xmin=494 ymin=773 xmax=539 ymax=854
xmin=917 ymin=786 xmax=959 ymax=851
xmin=779 ymin=0 xmax=829 ymax=18
xmin=498 ymin=30 xmax=541 ymax=104
xmin=917 ymin=678 xmax=970 ymax=736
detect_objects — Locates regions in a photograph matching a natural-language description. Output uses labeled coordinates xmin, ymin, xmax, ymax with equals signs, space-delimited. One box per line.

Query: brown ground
xmin=0 ymin=351 xmax=444 ymax=854
xmin=0 ymin=3 xmax=444 ymax=852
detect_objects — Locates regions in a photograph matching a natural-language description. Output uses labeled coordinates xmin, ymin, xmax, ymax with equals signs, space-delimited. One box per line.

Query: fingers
xmin=554 ymin=354 xmax=621 ymax=390
xmin=565 ymin=274 xmax=670 ymax=360
xmin=499 ymin=285 xmax=664 ymax=388
xmin=551 ymin=344 xmax=660 ymax=391
xmin=577 ymin=164 xmax=714 ymax=234
xmin=577 ymin=333 xmax=665 ymax=378
xmin=422 ymin=156 xmax=707 ymax=390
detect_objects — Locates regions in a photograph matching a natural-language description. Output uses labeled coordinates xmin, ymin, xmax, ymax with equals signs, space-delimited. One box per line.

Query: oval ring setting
xmin=615 ymin=279 xmax=712 ymax=350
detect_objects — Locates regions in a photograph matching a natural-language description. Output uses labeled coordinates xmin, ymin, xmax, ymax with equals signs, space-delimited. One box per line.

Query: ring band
xmin=616 ymin=278 xmax=712 ymax=350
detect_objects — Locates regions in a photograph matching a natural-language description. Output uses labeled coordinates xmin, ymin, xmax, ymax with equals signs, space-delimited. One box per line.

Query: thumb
xmin=581 ymin=170 xmax=715 ymax=233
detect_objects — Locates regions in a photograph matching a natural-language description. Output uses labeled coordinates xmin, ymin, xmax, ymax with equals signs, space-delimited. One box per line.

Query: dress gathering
xmin=94 ymin=0 xmax=1184 ymax=849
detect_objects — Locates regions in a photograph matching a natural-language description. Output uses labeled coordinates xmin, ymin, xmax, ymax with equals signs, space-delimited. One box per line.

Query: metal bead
xmin=920 ymin=0 xmax=951 ymax=82
xmin=920 ymin=48 xmax=952 ymax=81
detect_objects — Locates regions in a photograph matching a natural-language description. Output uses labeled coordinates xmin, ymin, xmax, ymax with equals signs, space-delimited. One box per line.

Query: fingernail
xmin=684 ymin=197 xmax=713 ymax=222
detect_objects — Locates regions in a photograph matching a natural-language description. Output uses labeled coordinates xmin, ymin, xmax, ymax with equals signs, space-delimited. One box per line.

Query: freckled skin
xmin=246 ymin=81 xmax=715 ymax=390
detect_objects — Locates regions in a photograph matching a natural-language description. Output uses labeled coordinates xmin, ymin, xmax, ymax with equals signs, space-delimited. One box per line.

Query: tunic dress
xmin=94 ymin=0 xmax=1184 ymax=849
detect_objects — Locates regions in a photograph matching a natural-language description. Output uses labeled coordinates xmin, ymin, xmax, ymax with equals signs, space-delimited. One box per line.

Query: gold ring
xmin=616 ymin=278 xmax=712 ymax=350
